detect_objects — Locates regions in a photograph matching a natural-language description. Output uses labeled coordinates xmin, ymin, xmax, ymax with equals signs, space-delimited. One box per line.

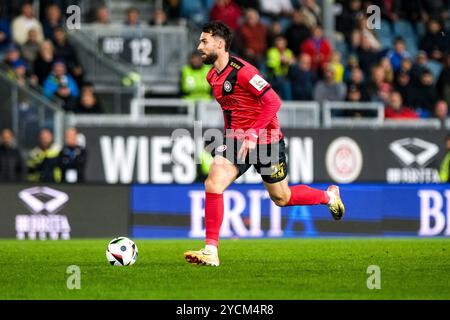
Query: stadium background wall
xmin=131 ymin=183 xmax=450 ymax=239
xmin=0 ymin=184 xmax=129 ymax=239
xmin=76 ymin=127 xmax=447 ymax=184
xmin=1 ymin=183 xmax=448 ymax=239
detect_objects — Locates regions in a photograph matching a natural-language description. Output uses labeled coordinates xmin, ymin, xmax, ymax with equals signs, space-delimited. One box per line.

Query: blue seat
xmin=427 ymin=60 xmax=443 ymax=84
xmin=393 ymin=19 xmax=415 ymax=38
xmin=375 ymin=19 xmax=393 ymax=38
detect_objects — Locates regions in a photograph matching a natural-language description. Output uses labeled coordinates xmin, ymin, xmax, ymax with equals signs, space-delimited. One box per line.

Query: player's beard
xmin=201 ymin=52 xmax=218 ymax=65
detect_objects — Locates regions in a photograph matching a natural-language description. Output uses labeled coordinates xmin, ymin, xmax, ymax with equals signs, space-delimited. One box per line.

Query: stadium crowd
xmin=178 ymin=0 xmax=450 ymax=120
xmin=1 ymin=0 xmax=450 ymax=183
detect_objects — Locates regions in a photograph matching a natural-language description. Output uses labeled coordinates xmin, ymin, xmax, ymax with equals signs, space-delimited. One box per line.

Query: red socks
xmin=287 ymin=185 xmax=329 ymax=206
xmin=204 ymin=186 xmax=327 ymax=247
xmin=205 ymin=192 xmax=224 ymax=247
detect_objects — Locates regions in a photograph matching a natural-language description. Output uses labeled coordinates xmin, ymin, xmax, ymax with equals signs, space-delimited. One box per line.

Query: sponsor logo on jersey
xmin=249 ymin=74 xmax=268 ymax=91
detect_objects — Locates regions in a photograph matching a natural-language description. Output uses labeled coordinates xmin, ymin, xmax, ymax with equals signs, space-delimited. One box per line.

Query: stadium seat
xmin=427 ymin=60 xmax=443 ymax=84
xmin=393 ymin=19 xmax=415 ymax=38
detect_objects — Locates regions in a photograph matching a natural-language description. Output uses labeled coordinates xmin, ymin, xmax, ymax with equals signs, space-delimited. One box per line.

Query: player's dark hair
xmin=202 ymin=21 xmax=233 ymax=52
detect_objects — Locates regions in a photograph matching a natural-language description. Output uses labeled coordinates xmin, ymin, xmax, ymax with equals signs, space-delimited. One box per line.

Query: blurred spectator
xmin=11 ymin=2 xmax=44 ymax=45
xmin=94 ymin=5 xmax=111 ymax=25
xmin=150 ymin=8 xmax=169 ymax=26
xmin=345 ymin=67 xmax=368 ymax=100
xmin=336 ymin=0 xmax=362 ymax=44
xmin=356 ymin=35 xmax=381 ymax=74
xmin=439 ymin=135 xmax=450 ymax=183
xmin=235 ymin=9 xmax=268 ymax=68
xmin=20 ymin=29 xmax=41 ymax=68
xmin=33 ymin=40 xmax=54 ymax=85
xmin=259 ymin=0 xmax=293 ymax=20
xmin=346 ymin=65 xmax=364 ymax=87
xmin=398 ymin=0 xmax=425 ymax=26
xmin=385 ymin=91 xmax=419 ymax=119
xmin=267 ymin=35 xmax=294 ymax=100
xmin=420 ymin=19 xmax=448 ymax=62
xmin=346 ymin=84 xmax=363 ymax=102
xmin=349 ymin=28 xmax=362 ymax=54
xmin=355 ymin=15 xmax=381 ymax=50
xmin=75 ymin=83 xmax=103 ymax=114
xmin=299 ymin=0 xmax=321 ymax=28
xmin=163 ymin=0 xmax=181 ymax=22
xmin=301 ymin=25 xmax=332 ymax=76
xmin=266 ymin=20 xmax=283 ymax=47
xmin=313 ymin=65 xmax=347 ymax=103
xmin=379 ymin=56 xmax=394 ymax=84
xmin=397 ymin=57 xmax=413 ymax=75
xmin=386 ymin=37 xmax=412 ymax=72
xmin=422 ymin=0 xmax=449 ymax=22
xmin=0 ymin=43 xmax=21 ymax=71
xmin=412 ymin=69 xmax=438 ymax=115
xmin=343 ymin=54 xmax=360 ymax=82
xmin=124 ymin=7 xmax=145 ymax=27
xmin=394 ymin=70 xmax=415 ymax=107
xmin=437 ymin=53 xmax=450 ymax=103
xmin=180 ymin=51 xmax=211 ymax=101
xmin=6 ymin=59 xmax=37 ymax=87
xmin=363 ymin=65 xmax=392 ymax=103
xmin=411 ymin=51 xmax=429 ymax=83
xmin=0 ymin=128 xmax=23 ymax=182
xmin=433 ymin=100 xmax=449 ymax=121
xmin=43 ymin=60 xmax=80 ymax=111
xmin=328 ymin=51 xmax=344 ymax=83
xmin=58 ymin=127 xmax=86 ymax=183
xmin=285 ymin=10 xmax=310 ymax=56
xmin=288 ymin=53 xmax=315 ymax=100
xmin=0 ymin=4 xmax=11 ymax=53
xmin=52 ymin=27 xmax=83 ymax=85
xmin=209 ymin=0 xmax=242 ymax=31
xmin=42 ymin=3 xmax=64 ymax=40
xmin=27 ymin=128 xmax=61 ymax=183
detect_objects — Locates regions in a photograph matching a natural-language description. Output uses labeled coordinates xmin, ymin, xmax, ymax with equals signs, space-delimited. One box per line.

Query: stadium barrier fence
xmin=0 ymin=72 xmax=65 ymax=149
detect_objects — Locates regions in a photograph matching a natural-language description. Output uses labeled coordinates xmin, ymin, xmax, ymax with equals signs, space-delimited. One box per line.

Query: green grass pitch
xmin=1 ymin=238 xmax=449 ymax=299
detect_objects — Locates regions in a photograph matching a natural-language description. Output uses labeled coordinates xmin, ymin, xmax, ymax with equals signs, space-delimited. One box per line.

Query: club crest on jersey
xmin=224 ymin=81 xmax=233 ymax=93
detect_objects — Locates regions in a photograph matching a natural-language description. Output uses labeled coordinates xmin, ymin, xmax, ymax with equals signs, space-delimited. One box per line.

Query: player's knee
xmin=205 ymin=176 xmax=226 ymax=194
xmin=271 ymin=194 xmax=290 ymax=207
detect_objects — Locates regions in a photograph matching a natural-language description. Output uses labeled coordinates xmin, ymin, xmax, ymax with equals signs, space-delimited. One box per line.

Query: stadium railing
xmin=0 ymin=72 xmax=64 ymax=149
xmin=383 ymin=118 xmax=443 ymax=129
xmin=323 ymin=101 xmax=384 ymax=128
xmin=130 ymin=98 xmax=195 ymax=123
xmin=196 ymin=101 xmax=322 ymax=129
xmin=67 ymin=98 xmax=446 ymax=130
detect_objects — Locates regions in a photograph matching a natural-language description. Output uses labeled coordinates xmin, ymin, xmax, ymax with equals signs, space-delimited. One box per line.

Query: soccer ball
xmin=106 ymin=237 xmax=138 ymax=266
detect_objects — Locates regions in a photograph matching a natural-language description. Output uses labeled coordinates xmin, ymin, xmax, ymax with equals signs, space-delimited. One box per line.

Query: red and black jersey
xmin=206 ymin=56 xmax=283 ymax=144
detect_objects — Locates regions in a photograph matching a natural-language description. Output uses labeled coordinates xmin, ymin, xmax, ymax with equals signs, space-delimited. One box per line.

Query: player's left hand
xmin=237 ymin=138 xmax=257 ymax=162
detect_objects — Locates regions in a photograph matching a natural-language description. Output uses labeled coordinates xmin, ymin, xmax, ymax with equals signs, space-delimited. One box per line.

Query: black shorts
xmin=210 ymin=137 xmax=288 ymax=184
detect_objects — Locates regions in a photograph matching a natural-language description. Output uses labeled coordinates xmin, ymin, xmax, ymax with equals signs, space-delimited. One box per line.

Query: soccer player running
xmin=184 ymin=22 xmax=344 ymax=266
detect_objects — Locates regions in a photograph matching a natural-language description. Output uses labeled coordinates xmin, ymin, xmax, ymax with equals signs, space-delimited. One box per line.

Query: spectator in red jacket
xmin=235 ymin=9 xmax=267 ymax=68
xmin=300 ymin=24 xmax=332 ymax=76
xmin=385 ymin=91 xmax=419 ymax=119
xmin=209 ymin=0 xmax=242 ymax=31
